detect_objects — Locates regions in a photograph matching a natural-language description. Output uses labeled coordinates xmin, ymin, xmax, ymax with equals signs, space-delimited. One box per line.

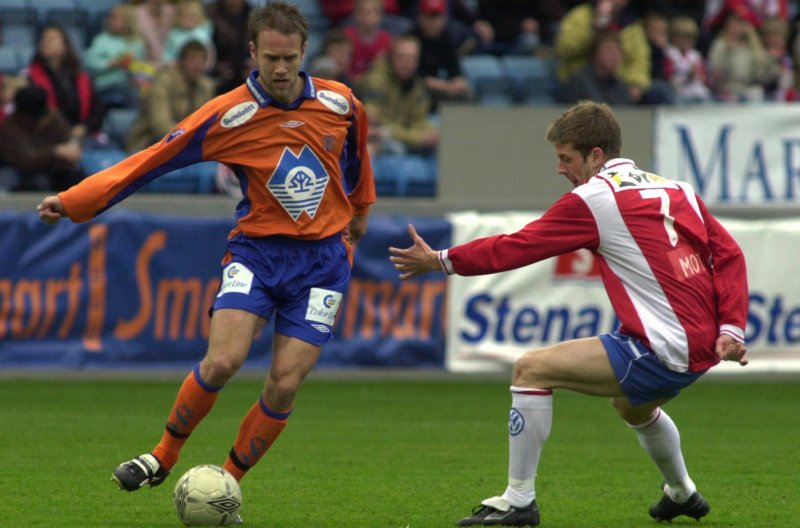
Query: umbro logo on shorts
xmin=311 ymin=323 xmax=330 ymax=333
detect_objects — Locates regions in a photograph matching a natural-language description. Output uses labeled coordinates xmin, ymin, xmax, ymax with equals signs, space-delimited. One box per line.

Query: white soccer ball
xmin=173 ymin=464 xmax=242 ymax=526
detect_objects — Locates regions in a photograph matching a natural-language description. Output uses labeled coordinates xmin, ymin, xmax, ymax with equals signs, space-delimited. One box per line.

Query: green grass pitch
xmin=0 ymin=374 xmax=797 ymax=527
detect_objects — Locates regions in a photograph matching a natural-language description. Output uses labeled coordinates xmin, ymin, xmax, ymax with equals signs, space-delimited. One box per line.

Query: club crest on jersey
xmin=267 ymin=145 xmax=329 ymax=221
xmin=221 ymin=101 xmax=258 ymax=128
xmin=317 ymin=90 xmax=350 ymax=115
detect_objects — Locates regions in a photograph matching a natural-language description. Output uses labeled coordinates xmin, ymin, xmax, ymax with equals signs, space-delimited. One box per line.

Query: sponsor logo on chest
xmin=221 ymin=101 xmax=258 ymax=128
xmin=316 ymin=90 xmax=350 ymax=115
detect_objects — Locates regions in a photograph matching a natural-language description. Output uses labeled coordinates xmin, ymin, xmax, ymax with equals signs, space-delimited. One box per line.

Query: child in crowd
xmin=663 ymin=16 xmax=713 ymax=104
xmin=84 ymin=5 xmax=146 ymax=108
xmin=344 ymin=0 xmax=393 ymax=79
xmin=162 ymin=0 xmax=216 ymax=71
xmin=759 ymin=16 xmax=795 ymax=101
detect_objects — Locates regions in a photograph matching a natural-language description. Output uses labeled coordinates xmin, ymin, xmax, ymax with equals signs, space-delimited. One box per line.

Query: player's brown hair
xmin=545 ymin=100 xmax=622 ymax=159
xmin=248 ymin=1 xmax=309 ymax=47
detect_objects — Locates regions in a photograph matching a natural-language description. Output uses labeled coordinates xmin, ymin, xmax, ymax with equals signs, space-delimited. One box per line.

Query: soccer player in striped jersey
xmin=37 ymin=1 xmax=376 ymax=508
xmin=389 ymin=101 xmax=748 ymax=526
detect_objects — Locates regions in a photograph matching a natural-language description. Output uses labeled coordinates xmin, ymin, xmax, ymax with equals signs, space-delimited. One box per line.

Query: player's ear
xmin=590 ymin=146 xmax=606 ymax=169
xmin=249 ymin=40 xmax=256 ymax=59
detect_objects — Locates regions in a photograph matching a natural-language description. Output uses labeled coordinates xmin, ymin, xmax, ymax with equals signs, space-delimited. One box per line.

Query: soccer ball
xmin=173 ymin=464 xmax=242 ymax=526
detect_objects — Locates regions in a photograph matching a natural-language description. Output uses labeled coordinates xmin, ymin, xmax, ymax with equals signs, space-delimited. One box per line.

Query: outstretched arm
xmin=388 ymin=224 xmax=444 ymax=280
xmin=37 ymin=195 xmax=66 ymax=224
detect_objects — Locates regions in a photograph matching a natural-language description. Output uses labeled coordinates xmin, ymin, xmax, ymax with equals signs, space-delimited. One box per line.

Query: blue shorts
xmin=600 ymin=331 xmax=706 ymax=406
xmin=212 ymin=233 xmax=351 ymax=346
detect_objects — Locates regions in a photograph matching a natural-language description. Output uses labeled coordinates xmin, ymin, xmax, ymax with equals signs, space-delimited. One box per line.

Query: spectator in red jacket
xmin=26 ymin=25 xmax=101 ymax=139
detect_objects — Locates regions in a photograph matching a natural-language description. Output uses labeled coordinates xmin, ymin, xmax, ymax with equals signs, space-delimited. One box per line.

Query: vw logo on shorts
xmin=509 ymin=408 xmax=525 ymax=436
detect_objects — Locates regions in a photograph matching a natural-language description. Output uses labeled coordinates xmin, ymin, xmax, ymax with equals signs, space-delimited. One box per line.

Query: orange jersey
xmin=59 ymin=72 xmax=376 ymax=240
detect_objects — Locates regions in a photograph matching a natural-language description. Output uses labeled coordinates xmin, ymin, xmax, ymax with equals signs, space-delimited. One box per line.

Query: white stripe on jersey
xmin=574 ymin=171 xmax=691 ymax=372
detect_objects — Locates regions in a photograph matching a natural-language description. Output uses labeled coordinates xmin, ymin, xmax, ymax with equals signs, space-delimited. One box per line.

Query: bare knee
xmin=200 ymin=355 xmax=243 ymax=386
xmin=512 ymin=351 xmax=546 ymax=387
xmin=264 ymin=372 xmax=304 ymax=411
xmin=611 ymin=397 xmax=661 ymax=425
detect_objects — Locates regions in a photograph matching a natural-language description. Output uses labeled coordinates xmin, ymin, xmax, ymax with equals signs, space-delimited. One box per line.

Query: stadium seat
xmin=81 ymin=148 xmax=127 ymax=175
xmin=101 ymin=107 xmax=139 ymax=150
xmin=373 ymin=154 xmax=437 ymax=197
xmin=74 ymin=0 xmax=118 ymax=37
xmin=0 ymin=6 xmax=37 ymax=54
xmin=31 ymin=0 xmax=77 ymax=23
xmin=501 ymin=55 xmax=558 ymax=105
xmin=14 ymin=43 xmax=34 ymax=67
xmin=142 ymin=161 xmax=220 ymax=194
xmin=0 ymin=0 xmax=28 ymax=9
xmin=3 ymin=24 xmax=36 ymax=54
xmin=0 ymin=45 xmax=19 ymax=75
xmin=460 ymin=54 xmax=513 ymax=106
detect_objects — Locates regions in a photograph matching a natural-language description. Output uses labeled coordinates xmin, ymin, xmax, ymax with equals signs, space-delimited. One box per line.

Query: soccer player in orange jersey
xmin=37 ymin=1 xmax=376 ymax=508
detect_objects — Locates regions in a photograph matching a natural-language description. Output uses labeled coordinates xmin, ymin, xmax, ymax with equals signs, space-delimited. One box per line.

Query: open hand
xmin=388 ymin=224 xmax=444 ymax=280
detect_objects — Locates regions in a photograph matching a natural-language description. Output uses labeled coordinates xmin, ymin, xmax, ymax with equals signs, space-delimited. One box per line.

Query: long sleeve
xmin=698 ymin=199 xmax=749 ymax=340
xmin=445 ymin=193 xmax=600 ymax=276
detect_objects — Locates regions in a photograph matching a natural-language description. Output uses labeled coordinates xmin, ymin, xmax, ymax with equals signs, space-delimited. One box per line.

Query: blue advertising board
xmin=0 ymin=211 xmax=450 ymax=369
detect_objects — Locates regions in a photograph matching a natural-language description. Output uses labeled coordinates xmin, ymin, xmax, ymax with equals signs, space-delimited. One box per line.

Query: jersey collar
xmin=246 ymin=70 xmax=317 ymax=110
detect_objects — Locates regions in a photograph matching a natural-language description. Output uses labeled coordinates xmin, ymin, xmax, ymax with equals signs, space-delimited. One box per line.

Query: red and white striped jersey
xmin=441 ymin=159 xmax=748 ymax=373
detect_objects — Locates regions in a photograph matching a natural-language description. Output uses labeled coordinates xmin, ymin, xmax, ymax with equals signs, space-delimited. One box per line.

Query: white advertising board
xmin=654 ymin=104 xmax=800 ymax=205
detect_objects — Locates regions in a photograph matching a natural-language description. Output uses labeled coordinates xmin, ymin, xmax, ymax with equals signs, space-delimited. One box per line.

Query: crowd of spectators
xmin=0 ymin=0 xmax=799 ymax=194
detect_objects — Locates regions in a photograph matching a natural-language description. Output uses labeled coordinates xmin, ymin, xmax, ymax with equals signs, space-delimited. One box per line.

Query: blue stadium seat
xmin=142 ymin=162 xmax=219 ymax=194
xmin=101 ymin=107 xmax=139 ymax=150
xmin=501 ymin=55 xmax=558 ymax=105
xmin=0 ymin=0 xmax=28 ymax=9
xmin=73 ymin=0 xmax=118 ymax=15
xmin=373 ymin=154 xmax=437 ymax=197
xmin=460 ymin=54 xmax=513 ymax=106
xmin=74 ymin=0 xmax=118 ymax=38
xmin=2 ymin=24 xmax=36 ymax=55
xmin=31 ymin=0 xmax=77 ymax=23
xmin=0 ymin=45 xmax=19 ymax=74
xmin=81 ymin=148 xmax=127 ymax=175
xmin=0 ymin=5 xmax=37 ymax=54
xmin=14 ymin=42 xmax=34 ymax=67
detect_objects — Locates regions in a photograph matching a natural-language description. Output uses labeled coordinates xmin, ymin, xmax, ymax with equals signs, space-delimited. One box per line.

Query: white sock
xmin=501 ymin=386 xmax=553 ymax=508
xmin=629 ymin=409 xmax=696 ymax=503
